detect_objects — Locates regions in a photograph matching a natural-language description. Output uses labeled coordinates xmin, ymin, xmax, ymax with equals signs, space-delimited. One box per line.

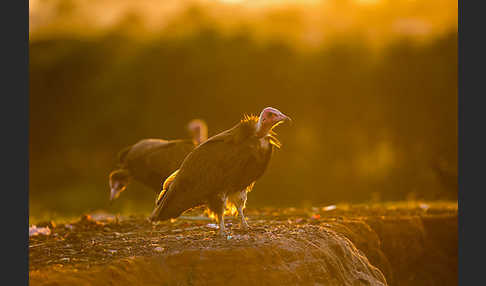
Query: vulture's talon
xmin=241 ymin=223 xmax=250 ymax=231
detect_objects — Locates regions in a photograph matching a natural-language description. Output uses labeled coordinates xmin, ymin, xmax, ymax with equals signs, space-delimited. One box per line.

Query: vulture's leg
xmin=217 ymin=212 xmax=225 ymax=236
xmin=237 ymin=206 xmax=249 ymax=230
xmin=229 ymin=190 xmax=249 ymax=230
xmin=209 ymin=194 xmax=227 ymax=237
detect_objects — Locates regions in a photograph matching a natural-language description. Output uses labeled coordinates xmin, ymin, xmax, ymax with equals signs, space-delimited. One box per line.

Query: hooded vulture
xmin=149 ymin=107 xmax=291 ymax=235
xmin=108 ymin=119 xmax=208 ymax=202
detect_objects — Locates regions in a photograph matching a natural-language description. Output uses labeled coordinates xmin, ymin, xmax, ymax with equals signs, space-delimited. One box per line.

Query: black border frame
xmin=457 ymin=0 xmax=483 ymax=284
xmin=3 ymin=0 xmax=29 ymax=284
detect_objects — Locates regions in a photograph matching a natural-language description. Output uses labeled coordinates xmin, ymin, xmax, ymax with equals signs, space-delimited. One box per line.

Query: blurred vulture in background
xmin=108 ymin=119 xmax=208 ymax=202
xmin=150 ymin=107 xmax=292 ymax=235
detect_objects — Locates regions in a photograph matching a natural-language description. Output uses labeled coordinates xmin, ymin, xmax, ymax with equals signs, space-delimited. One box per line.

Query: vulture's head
xmin=256 ymin=107 xmax=292 ymax=138
xmin=187 ymin=119 xmax=208 ymax=145
xmin=109 ymin=169 xmax=131 ymax=202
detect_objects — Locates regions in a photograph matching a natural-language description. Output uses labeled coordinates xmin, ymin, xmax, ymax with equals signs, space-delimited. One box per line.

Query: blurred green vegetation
xmin=29 ymin=3 xmax=457 ymax=218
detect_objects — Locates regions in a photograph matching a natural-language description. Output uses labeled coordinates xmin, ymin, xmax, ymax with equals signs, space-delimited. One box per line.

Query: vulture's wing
xmin=124 ymin=139 xmax=171 ymax=163
xmin=144 ymin=140 xmax=194 ymax=171
xmin=126 ymin=140 xmax=194 ymax=191
xmin=143 ymin=140 xmax=195 ymax=186
xmin=117 ymin=145 xmax=132 ymax=165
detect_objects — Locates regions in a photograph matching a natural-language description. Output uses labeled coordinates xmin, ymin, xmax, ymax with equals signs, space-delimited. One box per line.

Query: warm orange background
xmin=29 ymin=0 xmax=457 ymax=218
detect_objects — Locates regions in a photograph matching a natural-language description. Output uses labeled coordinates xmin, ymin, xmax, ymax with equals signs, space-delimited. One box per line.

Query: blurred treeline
xmin=30 ymin=2 xmax=457 ymax=216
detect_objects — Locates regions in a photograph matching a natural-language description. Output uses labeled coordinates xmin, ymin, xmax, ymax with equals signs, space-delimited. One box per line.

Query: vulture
xmin=108 ymin=119 xmax=208 ymax=202
xmin=149 ymin=107 xmax=291 ymax=235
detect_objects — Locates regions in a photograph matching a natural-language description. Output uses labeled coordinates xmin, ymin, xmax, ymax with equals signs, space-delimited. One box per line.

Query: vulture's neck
xmin=191 ymin=126 xmax=208 ymax=145
xmin=197 ymin=126 xmax=208 ymax=144
xmin=238 ymin=115 xmax=281 ymax=148
xmin=256 ymin=120 xmax=272 ymax=138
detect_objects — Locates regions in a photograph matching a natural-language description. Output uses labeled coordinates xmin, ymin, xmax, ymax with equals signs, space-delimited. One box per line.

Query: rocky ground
xmin=29 ymin=202 xmax=457 ymax=286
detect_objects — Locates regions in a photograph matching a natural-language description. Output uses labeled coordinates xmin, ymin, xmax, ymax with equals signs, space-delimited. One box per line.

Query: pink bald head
xmin=256 ymin=107 xmax=291 ymax=138
xmin=187 ymin=119 xmax=208 ymax=144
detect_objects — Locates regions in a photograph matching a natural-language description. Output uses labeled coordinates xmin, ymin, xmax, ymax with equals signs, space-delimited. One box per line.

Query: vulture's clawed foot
xmin=240 ymin=221 xmax=251 ymax=231
xmin=218 ymin=229 xmax=227 ymax=238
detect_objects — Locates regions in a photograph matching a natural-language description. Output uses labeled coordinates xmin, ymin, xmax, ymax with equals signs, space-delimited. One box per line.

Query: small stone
xmin=29 ymin=225 xmax=51 ymax=236
xmin=311 ymin=214 xmax=321 ymax=220
xmin=323 ymin=205 xmax=337 ymax=211
xmin=81 ymin=214 xmax=92 ymax=221
xmin=419 ymin=203 xmax=430 ymax=210
xmin=206 ymin=223 xmax=218 ymax=229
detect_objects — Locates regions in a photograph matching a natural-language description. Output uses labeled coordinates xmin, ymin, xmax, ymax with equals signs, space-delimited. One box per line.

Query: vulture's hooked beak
xmin=283 ymin=115 xmax=293 ymax=125
xmin=269 ymin=113 xmax=292 ymax=133
xmin=109 ymin=185 xmax=125 ymax=203
xmin=277 ymin=113 xmax=292 ymax=126
xmin=109 ymin=188 xmax=118 ymax=203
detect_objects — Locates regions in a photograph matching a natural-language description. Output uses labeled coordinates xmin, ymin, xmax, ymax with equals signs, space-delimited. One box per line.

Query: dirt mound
xmin=30 ymin=227 xmax=387 ymax=286
xmin=29 ymin=203 xmax=457 ymax=286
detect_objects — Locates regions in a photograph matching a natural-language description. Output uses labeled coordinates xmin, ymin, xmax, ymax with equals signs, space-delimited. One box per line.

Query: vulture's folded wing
xmin=158 ymin=134 xmax=270 ymax=216
xmin=124 ymin=139 xmax=170 ymax=163
xmin=144 ymin=140 xmax=194 ymax=171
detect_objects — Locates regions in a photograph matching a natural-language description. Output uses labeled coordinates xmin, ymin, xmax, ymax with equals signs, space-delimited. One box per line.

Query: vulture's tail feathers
xmin=151 ymin=169 xmax=182 ymax=221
